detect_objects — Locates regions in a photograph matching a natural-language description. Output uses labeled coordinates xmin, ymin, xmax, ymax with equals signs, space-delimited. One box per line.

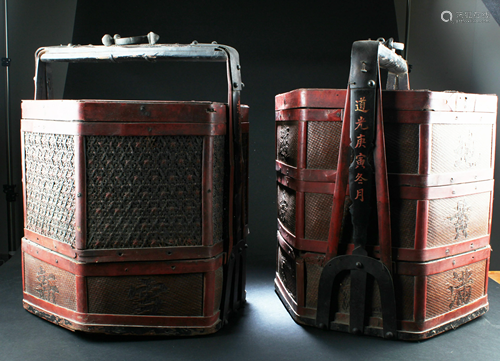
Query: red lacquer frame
xmin=275 ymin=232 xmax=490 ymax=340
xmin=21 ymin=101 xmax=249 ymax=262
xmin=275 ymin=88 xmax=496 ymax=262
xmin=22 ymin=238 xmax=224 ymax=334
xmin=20 ymin=100 xmax=249 ymax=335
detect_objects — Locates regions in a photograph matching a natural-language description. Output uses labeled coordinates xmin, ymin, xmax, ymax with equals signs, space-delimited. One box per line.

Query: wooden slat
xmin=489 ymin=271 xmax=500 ymax=284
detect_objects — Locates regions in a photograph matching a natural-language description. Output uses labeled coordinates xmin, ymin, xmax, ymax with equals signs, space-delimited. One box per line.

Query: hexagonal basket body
xmin=21 ymin=99 xmax=249 ymax=335
xmin=274 ymin=88 xmax=496 ymax=340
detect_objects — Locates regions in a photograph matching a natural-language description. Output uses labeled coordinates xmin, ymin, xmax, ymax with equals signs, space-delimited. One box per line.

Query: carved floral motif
xmin=448 ymin=199 xmax=471 ymax=240
xmin=454 ymin=131 xmax=478 ymax=168
xmin=35 ymin=266 xmax=59 ymax=304
xmin=128 ymin=278 xmax=169 ymax=315
xmin=279 ymin=126 xmax=290 ymax=159
xmin=448 ymin=268 xmax=473 ymax=309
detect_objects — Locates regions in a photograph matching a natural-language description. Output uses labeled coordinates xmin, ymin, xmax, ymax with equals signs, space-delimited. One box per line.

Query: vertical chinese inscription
xmin=349 ymin=90 xmax=376 ymax=249
xmin=35 ymin=266 xmax=59 ymax=304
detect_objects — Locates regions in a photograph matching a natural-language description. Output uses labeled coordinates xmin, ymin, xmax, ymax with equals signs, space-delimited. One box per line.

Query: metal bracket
xmin=316 ymin=255 xmax=398 ymax=339
xmin=220 ymin=239 xmax=247 ymax=324
xmin=102 ymin=32 xmax=160 ymax=46
xmin=1 ymin=57 xmax=10 ymax=67
xmin=320 ymin=38 xmax=408 ymax=338
xmin=3 ymin=184 xmax=16 ymax=202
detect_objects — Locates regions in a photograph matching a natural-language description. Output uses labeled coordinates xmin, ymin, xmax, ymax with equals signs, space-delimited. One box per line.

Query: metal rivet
xmin=237 ymin=64 xmax=241 ymax=70
xmin=453 ymin=260 xmax=456 ymax=265
xmin=356 ymin=262 xmax=363 ymax=269
xmin=77 ymin=193 xmax=82 ymax=197
xmin=385 ymin=332 xmax=394 ymax=339
xmin=55 ymin=259 xmax=58 ymax=264
xmin=171 ymin=266 xmax=176 ymax=270
xmin=233 ymin=82 xmax=238 ymax=88
xmin=368 ymin=80 xmax=376 ymax=88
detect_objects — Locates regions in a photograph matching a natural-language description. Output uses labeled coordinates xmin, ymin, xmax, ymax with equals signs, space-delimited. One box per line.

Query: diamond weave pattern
xmin=86 ymin=135 xmax=204 ymax=249
xmin=24 ymin=132 xmax=76 ymax=246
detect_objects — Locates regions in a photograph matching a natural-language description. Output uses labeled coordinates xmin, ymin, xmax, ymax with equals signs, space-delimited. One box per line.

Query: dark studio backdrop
xmin=1 ymin=0 xmax=500 ymax=271
xmin=63 ymin=0 xmax=400 ymax=268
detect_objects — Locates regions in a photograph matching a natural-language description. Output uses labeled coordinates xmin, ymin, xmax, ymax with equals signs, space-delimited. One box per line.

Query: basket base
xmin=274 ymin=277 xmax=489 ymax=341
xmin=23 ymin=300 xmax=222 ymax=336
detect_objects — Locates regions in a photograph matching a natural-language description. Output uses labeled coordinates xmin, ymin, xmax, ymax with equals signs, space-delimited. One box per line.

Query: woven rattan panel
xmin=427 ymin=192 xmax=490 ymax=248
xmin=364 ymin=275 xmax=415 ymax=321
xmin=426 ymin=259 xmax=486 ymax=320
xmin=431 ymin=124 xmax=493 ymax=174
xmin=276 ymin=124 xmax=298 ymax=167
xmin=24 ymin=253 xmax=76 ymax=311
xmin=278 ymin=246 xmax=297 ymax=301
xmin=87 ymin=273 xmax=204 ymax=316
xmin=384 ymin=123 xmax=419 ymax=174
xmin=395 ymin=275 xmax=415 ymax=321
xmin=212 ymin=136 xmax=225 ymax=244
xmin=307 ymin=121 xmax=342 ymax=170
xmin=335 ymin=272 xmax=352 ymax=316
xmin=305 ymin=193 xmax=333 ymax=241
xmin=390 ymin=199 xmax=417 ymax=249
xmin=24 ymin=132 xmax=76 ymax=246
xmin=214 ymin=266 xmax=224 ymax=314
xmin=305 ymin=260 xmax=322 ymax=308
xmin=86 ymin=135 xmax=204 ymax=249
xmin=333 ymin=274 xmax=384 ymax=319
xmin=277 ymin=183 xmax=296 ymax=235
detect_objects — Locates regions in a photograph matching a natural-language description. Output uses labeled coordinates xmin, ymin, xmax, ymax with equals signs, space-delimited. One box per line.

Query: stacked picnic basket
xmin=20 ymin=39 xmax=248 ymax=335
xmin=274 ymin=39 xmax=497 ymax=340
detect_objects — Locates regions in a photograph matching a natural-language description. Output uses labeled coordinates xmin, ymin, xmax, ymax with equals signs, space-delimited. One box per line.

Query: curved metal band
xmin=34 ymin=43 xmax=242 ymax=99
